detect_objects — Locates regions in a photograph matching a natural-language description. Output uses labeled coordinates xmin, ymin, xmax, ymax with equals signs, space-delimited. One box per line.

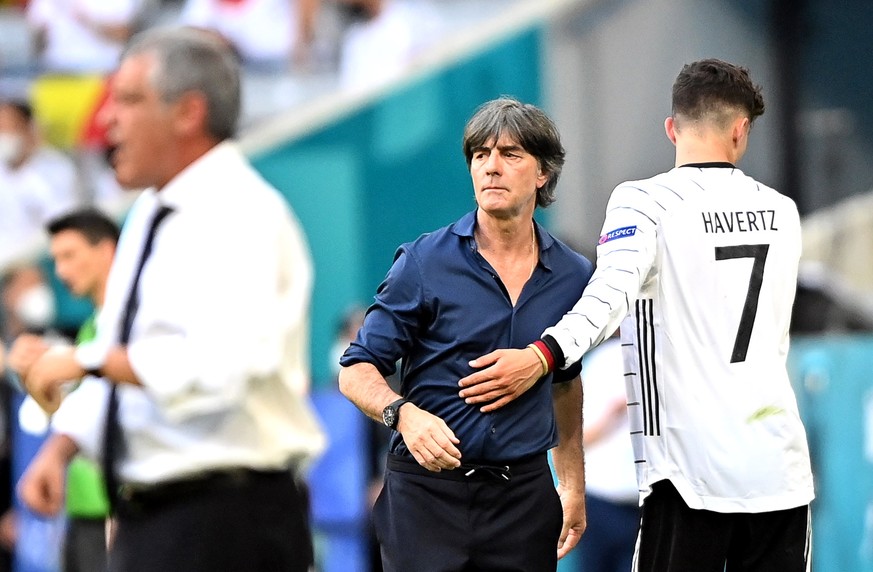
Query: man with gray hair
xmin=338 ymin=97 xmax=590 ymax=570
xmin=20 ymin=27 xmax=325 ymax=572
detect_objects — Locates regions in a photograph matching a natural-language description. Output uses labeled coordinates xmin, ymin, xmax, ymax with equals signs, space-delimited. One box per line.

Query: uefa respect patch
xmin=599 ymin=225 xmax=637 ymax=244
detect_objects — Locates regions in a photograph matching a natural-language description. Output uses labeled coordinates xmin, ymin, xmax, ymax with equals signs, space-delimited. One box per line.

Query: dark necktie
xmin=103 ymin=204 xmax=173 ymax=512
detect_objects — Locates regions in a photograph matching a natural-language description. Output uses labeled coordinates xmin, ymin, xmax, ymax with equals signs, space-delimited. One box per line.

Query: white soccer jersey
xmin=545 ymin=164 xmax=814 ymax=513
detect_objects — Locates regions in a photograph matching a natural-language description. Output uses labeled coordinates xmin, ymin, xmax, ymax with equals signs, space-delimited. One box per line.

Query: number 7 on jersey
xmin=714 ymin=244 xmax=770 ymax=363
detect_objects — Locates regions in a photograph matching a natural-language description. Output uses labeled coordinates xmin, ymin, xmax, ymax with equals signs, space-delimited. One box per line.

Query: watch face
xmin=382 ymin=406 xmax=396 ymax=428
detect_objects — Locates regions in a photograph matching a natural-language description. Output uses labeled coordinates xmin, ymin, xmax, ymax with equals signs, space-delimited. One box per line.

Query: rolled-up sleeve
xmin=51 ymin=377 xmax=109 ymax=462
xmin=340 ymin=248 xmax=424 ymax=376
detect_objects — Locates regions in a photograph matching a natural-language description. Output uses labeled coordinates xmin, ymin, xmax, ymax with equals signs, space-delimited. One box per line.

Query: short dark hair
xmin=0 ymin=99 xmax=34 ymax=123
xmin=671 ymin=59 xmax=765 ymax=126
xmin=462 ymin=97 xmax=566 ymax=208
xmin=47 ymin=208 xmax=120 ymax=245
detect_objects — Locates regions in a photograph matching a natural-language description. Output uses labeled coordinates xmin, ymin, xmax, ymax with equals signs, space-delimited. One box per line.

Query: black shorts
xmin=634 ymin=480 xmax=811 ymax=572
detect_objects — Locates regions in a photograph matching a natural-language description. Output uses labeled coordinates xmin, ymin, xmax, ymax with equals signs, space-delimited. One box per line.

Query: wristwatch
xmin=74 ymin=342 xmax=106 ymax=378
xmin=382 ymin=398 xmax=409 ymax=430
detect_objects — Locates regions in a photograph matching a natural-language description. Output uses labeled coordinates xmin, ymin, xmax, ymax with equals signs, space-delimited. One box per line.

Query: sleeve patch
xmin=599 ymin=225 xmax=637 ymax=244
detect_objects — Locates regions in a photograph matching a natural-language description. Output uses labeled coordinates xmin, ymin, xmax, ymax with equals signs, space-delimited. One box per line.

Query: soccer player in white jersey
xmin=457 ymin=59 xmax=814 ymax=571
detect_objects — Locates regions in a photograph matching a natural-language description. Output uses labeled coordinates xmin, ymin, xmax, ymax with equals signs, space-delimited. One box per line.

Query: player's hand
xmin=7 ymin=334 xmax=49 ymax=378
xmin=457 ymin=348 xmax=544 ymax=412
xmin=396 ymin=404 xmax=462 ymax=472
xmin=23 ymin=347 xmax=83 ymax=414
xmin=17 ymin=438 xmax=69 ymax=516
xmin=556 ymin=484 xmax=586 ymax=559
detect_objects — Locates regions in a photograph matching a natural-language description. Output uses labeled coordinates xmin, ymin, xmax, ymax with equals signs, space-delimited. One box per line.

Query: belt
xmin=387 ymin=452 xmax=547 ymax=482
xmin=117 ymin=466 xmax=295 ymax=515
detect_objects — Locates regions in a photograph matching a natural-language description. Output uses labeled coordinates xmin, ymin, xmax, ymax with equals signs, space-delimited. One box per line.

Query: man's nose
xmin=484 ymin=152 xmax=502 ymax=174
xmin=95 ymin=97 xmax=115 ymax=131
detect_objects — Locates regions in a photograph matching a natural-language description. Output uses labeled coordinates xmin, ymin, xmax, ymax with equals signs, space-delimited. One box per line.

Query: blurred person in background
xmin=336 ymin=0 xmax=443 ymax=92
xmin=576 ymin=332 xmax=638 ymax=572
xmin=0 ymin=266 xmax=55 ymax=342
xmin=338 ymin=97 xmax=589 ymax=571
xmin=18 ymin=26 xmax=325 ymax=572
xmin=26 ymin=0 xmax=144 ymax=74
xmin=0 ymin=263 xmax=59 ymax=572
xmin=0 ymin=100 xmax=78 ymax=268
xmin=328 ymin=304 xmax=365 ymax=380
xmin=178 ymin=0 xmax=321 ymax=70
xmin=11 ymin=208 xmax=119 ymax=572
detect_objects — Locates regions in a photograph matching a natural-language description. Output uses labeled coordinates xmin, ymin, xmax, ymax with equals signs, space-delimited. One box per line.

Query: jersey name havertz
xmin=701 ymin=209 xmax=778 ymax=233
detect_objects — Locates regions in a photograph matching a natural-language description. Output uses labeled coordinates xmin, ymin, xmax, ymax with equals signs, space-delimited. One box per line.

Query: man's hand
xmin=7 ymin=334 xmax=49 ymax=378
xmin=23 ymin=347 xmax=83 ymax=414
xmin=17 ymin=434 xmax=78 ymax=516
xmin=457 ymin=347 xmax=544 ymax=412
xmin=396 ymin=404 xmax=462 ymax=472
xmin=556 ymin=485 xmax=586 ymax=560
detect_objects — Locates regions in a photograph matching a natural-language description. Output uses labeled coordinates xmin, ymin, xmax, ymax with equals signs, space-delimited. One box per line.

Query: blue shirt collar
xmin=451 ymin=210 xmax=556 ymax=271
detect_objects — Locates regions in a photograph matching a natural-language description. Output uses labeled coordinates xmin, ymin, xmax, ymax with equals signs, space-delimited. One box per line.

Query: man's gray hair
xmin=123 ymin=27 xmax=241 ymax=140
xmin=463 ymin=97 xmax=566 ymax=208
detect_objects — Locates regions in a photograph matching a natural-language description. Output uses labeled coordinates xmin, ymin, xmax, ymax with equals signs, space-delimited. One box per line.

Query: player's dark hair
xmin=47 ymin=208 xmax=120 ymax=246
xmin=463 ymin=97 xmax=565 ymax=208
xmin=672 ymin=59 xmax=765 ymax=125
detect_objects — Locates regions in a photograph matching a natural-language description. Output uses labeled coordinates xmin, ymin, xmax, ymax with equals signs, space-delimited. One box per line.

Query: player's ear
xmin=731 ymin=116 xmax=751 ymax=146
xmin=173 ymin=90 xmax=209 ymax=137
xmin=664 ymin=117 xmax=678 ymax=145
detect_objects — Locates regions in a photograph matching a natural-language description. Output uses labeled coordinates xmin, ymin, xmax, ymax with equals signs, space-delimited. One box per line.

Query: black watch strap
xmin=383 ymin=398 xmax=409 ymax=429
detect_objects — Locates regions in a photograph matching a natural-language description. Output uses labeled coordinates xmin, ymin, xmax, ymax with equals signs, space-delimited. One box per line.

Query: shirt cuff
xmin=51 ymin=378 xmax=109 ymax=461
xmin=74 ymin=341 xmax=110 ymax=375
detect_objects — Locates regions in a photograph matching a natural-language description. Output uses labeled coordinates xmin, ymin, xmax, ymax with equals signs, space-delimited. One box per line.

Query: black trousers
xmin=110 ymin=469 xmax=312 ymax=572
xmin=64 ymin=516 xmax=108 ymax=572
xmin=373 ymin=454 xmax=563 ymax=572
xmin=634 ymin=480 xmax=811 ymax=572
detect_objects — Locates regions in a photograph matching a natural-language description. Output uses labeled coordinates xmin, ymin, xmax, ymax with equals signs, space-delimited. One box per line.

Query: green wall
xmin=788 ymin=334 xmax=873 ymax=572
xmin=250 ymin=28 xmax=546 ymax=385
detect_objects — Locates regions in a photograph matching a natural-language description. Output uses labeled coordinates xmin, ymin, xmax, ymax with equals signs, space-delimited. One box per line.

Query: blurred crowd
xmin=0 ymin=0 xmax=458 ymax=271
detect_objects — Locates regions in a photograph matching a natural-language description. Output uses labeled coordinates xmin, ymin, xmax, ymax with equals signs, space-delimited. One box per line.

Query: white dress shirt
xmin=55 ymin=141 xmax=326 ymax=485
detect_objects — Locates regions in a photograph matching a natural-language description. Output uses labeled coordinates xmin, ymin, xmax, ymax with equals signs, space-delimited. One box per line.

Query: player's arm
xmin=543 ymin=185 xmax=660 ymax=367
xmin=551 ymin=375 xmax=586 ymax=559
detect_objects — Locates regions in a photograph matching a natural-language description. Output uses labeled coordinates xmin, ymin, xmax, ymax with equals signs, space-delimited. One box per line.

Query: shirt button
xmin=490 ymin=427 xmax=496 ymax=434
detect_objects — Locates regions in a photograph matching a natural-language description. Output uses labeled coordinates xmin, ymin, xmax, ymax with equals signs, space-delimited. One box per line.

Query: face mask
xmin=0 ymin=132 xmax=25 ymax=166
xmin=15 ymin=283 xmax=56 ymax=331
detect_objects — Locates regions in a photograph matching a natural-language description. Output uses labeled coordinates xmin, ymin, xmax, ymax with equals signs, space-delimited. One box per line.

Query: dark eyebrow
xmin=471 ymin=144 xmax=526 ymax=154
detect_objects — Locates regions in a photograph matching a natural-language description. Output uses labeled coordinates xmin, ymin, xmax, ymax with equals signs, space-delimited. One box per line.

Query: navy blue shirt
xmin=341 ymin=211 xmax=594 ymax=462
